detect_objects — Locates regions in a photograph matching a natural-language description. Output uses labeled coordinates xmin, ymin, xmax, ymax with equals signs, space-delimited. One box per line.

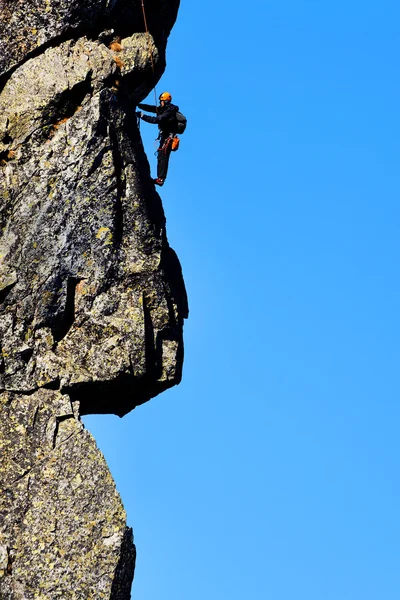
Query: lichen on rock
xmin=0 ymin=0 xmax=186 ymax=597
xmin=0 ymin=389 xmax=136 ymax=599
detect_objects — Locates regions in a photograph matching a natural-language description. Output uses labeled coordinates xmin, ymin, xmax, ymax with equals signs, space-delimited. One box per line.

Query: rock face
xmin=0 ymin=389 xmax=136 ymax=599
xmin=0 ymin=0 xmax=186 ymax=597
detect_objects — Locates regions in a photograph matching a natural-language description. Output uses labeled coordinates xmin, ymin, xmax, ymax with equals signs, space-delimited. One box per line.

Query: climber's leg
xmin=157 ymin=138 xmax=172 ymax=183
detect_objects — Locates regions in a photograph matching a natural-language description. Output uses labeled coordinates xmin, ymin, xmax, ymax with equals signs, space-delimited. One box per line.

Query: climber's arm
xmin=137 ymin=103 xmax=157 ymax=113
xmin=141 ymin=106 xmax=176 ymax=124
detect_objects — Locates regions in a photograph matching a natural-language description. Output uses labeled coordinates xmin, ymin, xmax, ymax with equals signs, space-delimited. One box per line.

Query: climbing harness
xmin=157 ymin=136 xmax=172 ymax=154
xmin=140 ymin=0 xmax=158 ymax=108
xmin=156 ymin=135 xmax=180 ymax=154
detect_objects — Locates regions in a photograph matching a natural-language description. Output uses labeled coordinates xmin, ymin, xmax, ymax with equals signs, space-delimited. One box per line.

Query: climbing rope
xmin=140 ymin=0 xmax=158 ymax=108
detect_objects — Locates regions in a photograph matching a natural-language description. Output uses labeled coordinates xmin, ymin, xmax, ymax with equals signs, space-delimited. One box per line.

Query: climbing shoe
xmin=153 ymin=178 xmax=165 ymax=187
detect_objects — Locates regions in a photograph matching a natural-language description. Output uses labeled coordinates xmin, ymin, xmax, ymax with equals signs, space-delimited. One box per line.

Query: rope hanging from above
xmin=140 ymin=0 xmax=158 ymax=108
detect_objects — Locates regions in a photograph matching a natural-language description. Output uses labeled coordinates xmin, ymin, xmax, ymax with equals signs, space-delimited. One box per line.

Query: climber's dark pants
xmin=157 ymin=137 xmax=172 ymax=180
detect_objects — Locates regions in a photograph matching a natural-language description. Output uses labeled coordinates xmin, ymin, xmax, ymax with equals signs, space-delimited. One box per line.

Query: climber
xmin=136 ymin=92 xmax=184 ymax=187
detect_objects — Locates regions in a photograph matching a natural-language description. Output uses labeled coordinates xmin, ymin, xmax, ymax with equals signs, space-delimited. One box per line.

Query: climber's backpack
xmin=175 ymin=111 xmax=187 ymax=134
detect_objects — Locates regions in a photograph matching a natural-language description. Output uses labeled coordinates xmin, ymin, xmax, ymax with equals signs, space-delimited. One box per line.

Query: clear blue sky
xmin=84 ymin=1 xmax=400 ymax=598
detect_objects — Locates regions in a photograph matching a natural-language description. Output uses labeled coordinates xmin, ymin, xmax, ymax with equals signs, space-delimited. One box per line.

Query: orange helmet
xmin=159 ymin=91 xmax=172 ymax=103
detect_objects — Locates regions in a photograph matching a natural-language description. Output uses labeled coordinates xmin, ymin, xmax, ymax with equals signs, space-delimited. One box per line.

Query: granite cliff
xmin=0 ymin=0 xmax=187 ymax=597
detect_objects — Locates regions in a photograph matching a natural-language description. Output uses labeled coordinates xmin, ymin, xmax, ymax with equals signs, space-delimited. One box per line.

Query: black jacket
xmin=138 ymin=102 xmax=180 ymax=137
